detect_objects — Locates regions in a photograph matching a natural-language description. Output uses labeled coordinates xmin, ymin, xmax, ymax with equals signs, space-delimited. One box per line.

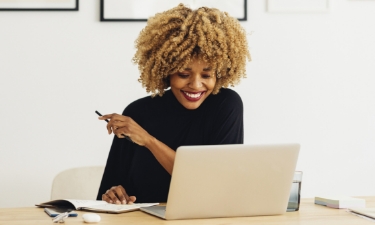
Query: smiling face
xmin=169 ymin=59 xmax=217 ymax=110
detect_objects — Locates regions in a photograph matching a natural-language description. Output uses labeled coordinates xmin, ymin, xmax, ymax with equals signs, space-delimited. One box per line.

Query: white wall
xmin=1 ymin=1 xmax=374 ymax=208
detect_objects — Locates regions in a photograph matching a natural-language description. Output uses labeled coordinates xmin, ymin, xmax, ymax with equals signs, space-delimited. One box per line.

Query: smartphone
xmin=44 ymin=207 xmax=78 ymax=217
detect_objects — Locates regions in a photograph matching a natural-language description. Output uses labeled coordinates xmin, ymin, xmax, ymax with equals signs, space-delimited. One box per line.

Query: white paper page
xmin=64 ymin=199 xmax=108 ymax=208
xmin=84 ymin=203 xmax=159 ymax=212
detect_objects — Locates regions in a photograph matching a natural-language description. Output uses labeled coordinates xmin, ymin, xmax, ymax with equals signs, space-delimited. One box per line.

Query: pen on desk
xmin=95 ymin=110 xmax=133 ymax=143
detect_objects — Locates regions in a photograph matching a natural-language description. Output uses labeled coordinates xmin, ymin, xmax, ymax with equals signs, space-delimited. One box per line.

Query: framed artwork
xmin=100 ymin=0 xmax=247 ymax=22
xmin=0 ymin=0 xmax=78 ymax=11
xmin=267 ymin=0 xmax=329 ymax=13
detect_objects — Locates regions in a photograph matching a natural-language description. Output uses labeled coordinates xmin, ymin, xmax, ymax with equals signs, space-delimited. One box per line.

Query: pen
xmin=95 ymin=110 xmax=133 ymax=143
xmin=95 ymin=110 xmax=109 ymax=122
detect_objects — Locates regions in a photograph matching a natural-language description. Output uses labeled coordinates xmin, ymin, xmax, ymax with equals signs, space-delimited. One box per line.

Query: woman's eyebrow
xmin=182 ymin=67 xmax=212 ymax=71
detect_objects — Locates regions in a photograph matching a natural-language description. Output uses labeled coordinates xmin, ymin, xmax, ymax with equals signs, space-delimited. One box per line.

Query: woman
xmin=97 ymin=4 xmax=250 ymax=204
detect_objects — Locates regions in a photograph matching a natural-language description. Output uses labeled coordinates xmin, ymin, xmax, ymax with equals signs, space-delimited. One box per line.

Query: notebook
xmin=315 ymin=196 xmax=366 ymax=209
xmin=140 ymin=143 xmax=300 ymax=220
xmin=36 ymin=199 xmax=158 ymax=213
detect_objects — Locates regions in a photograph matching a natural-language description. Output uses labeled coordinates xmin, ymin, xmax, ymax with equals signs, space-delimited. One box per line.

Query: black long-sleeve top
xmin=97 ymin=88 xmax=244 ymax=203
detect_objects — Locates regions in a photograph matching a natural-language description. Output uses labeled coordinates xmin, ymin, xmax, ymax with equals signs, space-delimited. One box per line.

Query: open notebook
xmin=36 ymin=199 xmax=158 ymax=213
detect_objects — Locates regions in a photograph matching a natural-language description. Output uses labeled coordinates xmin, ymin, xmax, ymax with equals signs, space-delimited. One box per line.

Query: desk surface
xmin=1 ymin=197 xmax=374 ymax=225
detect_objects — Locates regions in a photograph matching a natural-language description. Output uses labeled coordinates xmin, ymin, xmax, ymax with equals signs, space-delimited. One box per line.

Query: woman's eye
xmin=178 ymin=74 xmax=189 ymax=78
xmin=202 ymin=74 xmax=211 ymax=79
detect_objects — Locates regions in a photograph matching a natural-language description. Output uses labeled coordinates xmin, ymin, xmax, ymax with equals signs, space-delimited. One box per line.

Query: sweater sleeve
xmin=96 ymin=107 xmax=137 ymax=200
xmin=208 ymin=89 xmax=244 ymax=145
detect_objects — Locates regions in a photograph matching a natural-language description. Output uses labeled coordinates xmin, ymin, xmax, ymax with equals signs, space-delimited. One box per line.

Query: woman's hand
xmin=99 ymin=113 xmax=176 ymax=175
xmin=99 ymin=113 xmax=152 ymax=146
xmin=102 ymin=185 xmax=136 ymax=204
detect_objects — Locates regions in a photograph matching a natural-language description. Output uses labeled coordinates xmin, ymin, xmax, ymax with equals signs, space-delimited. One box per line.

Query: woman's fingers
xmin=102 ymin=185 xmax=135 ymax=204
xmin=102 ymin=193 xmax=111 ymax=203
xmin=112 ymin=186 xmax=127 ymax=204
xmin=111 ymin=121 xmax=128 ymax=136
xmin=99 ymin=113 xmax=119 ymax=121
xmin=114 ymin=127 xmax=129 ymax=139
xmin=119 ymin=185 xmax=136 ymax=204
xmin=99 ymin=113 xmax=149 ymax=146
xmin=108 ymin=188 xmax=121 ymax=204
xmin=102 ymin=190 xmax=116 ymax=204
xmin=128 ymin=196 xmax=137 ymax=204
xmin=99 ymin=114 xmax=128 ymax=134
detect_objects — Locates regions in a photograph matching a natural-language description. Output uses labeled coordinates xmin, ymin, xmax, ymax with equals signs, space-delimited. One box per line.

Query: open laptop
xmin=140 ymin=143 xmax=300 ymax=220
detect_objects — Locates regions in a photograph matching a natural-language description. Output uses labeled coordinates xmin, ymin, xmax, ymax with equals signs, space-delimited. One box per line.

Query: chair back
xmin=51 ymin=166 xmax=104 ymax=200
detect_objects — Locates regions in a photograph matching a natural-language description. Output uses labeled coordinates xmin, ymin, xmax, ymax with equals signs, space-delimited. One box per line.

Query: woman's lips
xmin=181 ymin=90 xmax=206 ymax=102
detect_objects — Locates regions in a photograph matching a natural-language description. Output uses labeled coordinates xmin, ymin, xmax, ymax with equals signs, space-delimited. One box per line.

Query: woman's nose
xmin=188 ymin=75 xmax=203 ymax=89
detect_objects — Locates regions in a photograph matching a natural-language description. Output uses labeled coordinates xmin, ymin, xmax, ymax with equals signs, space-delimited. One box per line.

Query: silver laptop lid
xmin=165 ymin=144 xmax=300 ymax=220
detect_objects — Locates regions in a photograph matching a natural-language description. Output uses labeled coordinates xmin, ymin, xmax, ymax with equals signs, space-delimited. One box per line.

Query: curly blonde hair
xmin=133 ymin=3 xmax=251 ymax=96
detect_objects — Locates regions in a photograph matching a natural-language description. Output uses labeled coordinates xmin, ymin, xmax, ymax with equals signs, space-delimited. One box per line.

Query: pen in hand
xmin=95 ymin=110 xmax=109 ymax=122
xmin=95 ymin=110 xmax=133 ymax=143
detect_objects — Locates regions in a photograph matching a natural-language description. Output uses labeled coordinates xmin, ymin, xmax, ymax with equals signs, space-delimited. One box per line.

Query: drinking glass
xmin=287 ymin=171 xmax=303 ymax=212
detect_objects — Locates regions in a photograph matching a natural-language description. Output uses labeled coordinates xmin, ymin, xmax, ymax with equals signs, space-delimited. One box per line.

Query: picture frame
xmin=100 ymin=0 xmax=247 ymax=22
xmin=267 ymin=0 xmax=329 ymax=13
xmin=0 ymin=0 xmax=79 ymax=11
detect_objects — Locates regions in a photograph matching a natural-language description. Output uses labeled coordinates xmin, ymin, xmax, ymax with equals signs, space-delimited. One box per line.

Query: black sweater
xmin=97 ymin=88 xmax=244 ymax=203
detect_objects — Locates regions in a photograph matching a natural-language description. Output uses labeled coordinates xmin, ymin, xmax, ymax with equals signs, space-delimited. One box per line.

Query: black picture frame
xmin=0 ymin=0 xmax=79 ymax=11
xmin=100 ymin=0 xmax=247 ymax=22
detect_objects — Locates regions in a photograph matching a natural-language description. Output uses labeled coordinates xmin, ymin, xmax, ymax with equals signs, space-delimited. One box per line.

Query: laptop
xmin=140 ymin=143 xmax=300 ymax=220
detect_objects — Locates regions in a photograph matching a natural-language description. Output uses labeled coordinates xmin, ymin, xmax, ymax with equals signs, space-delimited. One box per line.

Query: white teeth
xmin=184 ymin=91 xmax=202 ymax=98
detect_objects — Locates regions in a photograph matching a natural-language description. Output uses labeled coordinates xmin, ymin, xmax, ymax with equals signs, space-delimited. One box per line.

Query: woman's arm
xmin=96 ymin=134 xmax=134 ymax=201
xmin=99 ymin=113 xmax=176 ymax=175
xmin=144 ymin=136 xmax=176 ymax=175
